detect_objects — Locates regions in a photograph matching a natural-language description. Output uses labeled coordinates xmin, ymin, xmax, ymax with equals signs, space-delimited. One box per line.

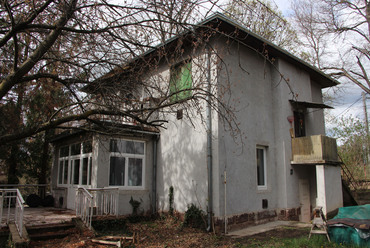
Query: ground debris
xmin=91 ymin=234 xmax=136 ymax=247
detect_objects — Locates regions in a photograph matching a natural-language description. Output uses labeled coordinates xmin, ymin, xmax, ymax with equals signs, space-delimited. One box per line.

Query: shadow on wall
xmin=157 ymin=119 xmax=208 ymax=214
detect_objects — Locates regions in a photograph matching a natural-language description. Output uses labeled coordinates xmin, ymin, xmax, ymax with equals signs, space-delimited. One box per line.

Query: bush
xmin=183 ymin=204 xmax=206 ymax=229
xmin=26 ymin=194 xmax=42 ymax=208
xmin=92 ymin=218 xmax=129 ymax=235
xmin=42 ymin=195 xmax=54 ymax=207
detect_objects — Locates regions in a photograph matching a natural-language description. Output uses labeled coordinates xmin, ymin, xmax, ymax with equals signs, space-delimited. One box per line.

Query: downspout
xmin=206 ymin=47 xmax=213 ymax=232
xmin=152 ymin=134 xmax=159 ymax=214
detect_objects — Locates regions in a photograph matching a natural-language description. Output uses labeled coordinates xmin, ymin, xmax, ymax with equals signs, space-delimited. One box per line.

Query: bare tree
xmin=223 ymin=0 xmax=300 ymax=51
xmin=292 ymin=0 xmax=370 ymax=94
xmin=0 ymin=0 xmax=233 ymax=145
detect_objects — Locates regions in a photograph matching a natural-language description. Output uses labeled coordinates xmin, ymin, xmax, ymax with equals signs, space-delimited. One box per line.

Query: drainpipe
xmin=206 ymin=47 xmax=213 ymax=232
xmin=152 ymin=134 xmax=159 ymax=215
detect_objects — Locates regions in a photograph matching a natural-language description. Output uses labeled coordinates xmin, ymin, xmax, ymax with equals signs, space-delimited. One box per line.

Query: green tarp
xmin=328 ymin=204 xmax=370 ymax=247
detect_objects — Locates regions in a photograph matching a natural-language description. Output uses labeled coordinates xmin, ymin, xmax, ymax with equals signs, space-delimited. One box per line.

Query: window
xmin=256 ymin=146 xmax=267 ymax=190
xmin=294 ymin=111 xmax=306 ymax=137
xmin=57 ymin=141 xmax=93 ymax=186
xmin=109 ymin=139 xmax=145 ymax=188
xmin=169 ymin=60 xmax=192 ymax=102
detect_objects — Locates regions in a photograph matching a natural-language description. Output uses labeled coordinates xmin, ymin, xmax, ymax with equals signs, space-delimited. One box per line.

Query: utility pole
xmin=362 ymin=92 xmax=369 ymax=177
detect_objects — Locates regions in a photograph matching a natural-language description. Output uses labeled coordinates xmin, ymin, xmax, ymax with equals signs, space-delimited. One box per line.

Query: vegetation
xmin=292 ymin=0 xmax=370 ymax=94
xmin=183 ymin=203 xmax=206 ymax=229
xmin=223 ymin=0 xmax=299 ymax=51
xmin=331 ymin=116 xmax=370 ymax=182
xmin=169 ymin=186 xmax=174 ymax=216
xmin=28 ymin=217 xmax=359 ymax=247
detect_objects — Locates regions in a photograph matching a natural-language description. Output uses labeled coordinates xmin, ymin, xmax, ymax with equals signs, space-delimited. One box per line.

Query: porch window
xmin=57 ymin=141 xmax=93 ymax=186
xmin=256 ymin=146 xmax=267 ymax=190
xmin=109 ymin=139 xmax=145 ymax=188
xmin=169 ymin=60 xmax=192 ymax=102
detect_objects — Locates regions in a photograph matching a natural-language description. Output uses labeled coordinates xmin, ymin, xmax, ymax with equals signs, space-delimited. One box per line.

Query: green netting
xmin=329 ymin=205 xmax=370 ymax=247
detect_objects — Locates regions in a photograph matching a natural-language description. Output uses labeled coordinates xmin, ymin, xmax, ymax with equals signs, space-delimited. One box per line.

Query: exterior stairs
xmin=26 ymin=222 xmax=76 ymax=241
xmin=355 ymin=190 xmax=370 ymax=206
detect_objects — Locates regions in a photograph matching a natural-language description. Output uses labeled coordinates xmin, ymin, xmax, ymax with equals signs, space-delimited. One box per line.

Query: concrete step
xmin=26 ymin=222 xmax=76 ymax=241
xmin=9 ymin=223 xmax=28 ymax=248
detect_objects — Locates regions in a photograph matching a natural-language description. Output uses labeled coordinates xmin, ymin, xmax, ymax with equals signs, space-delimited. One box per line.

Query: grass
xmin=235 ymin=231 xmax=359 ymax=248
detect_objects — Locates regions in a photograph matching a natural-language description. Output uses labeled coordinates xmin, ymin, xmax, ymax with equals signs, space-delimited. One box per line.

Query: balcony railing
xmin=291 ymin=135 xmax=340 ymax=165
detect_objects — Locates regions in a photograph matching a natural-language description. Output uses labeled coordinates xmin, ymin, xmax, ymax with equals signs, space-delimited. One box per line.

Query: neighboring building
xmin=50 ymin=13 xmax=343 ymax=231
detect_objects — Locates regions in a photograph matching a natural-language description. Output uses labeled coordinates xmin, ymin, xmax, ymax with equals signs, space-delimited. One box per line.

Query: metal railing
xmin=76 ymin=187 xmax=119 ymax=229
xmin=0 ymin=184 xmax=50 ymax=199
xmin=76 ymin=188 xmax=94 ymax=229
xmin=340 ymin=159 xmax=361 ymax=192
xmin=88 ymin=188 xmax=119 ymax=216
xmin=0 ymin=189 xmax=25 ymax=238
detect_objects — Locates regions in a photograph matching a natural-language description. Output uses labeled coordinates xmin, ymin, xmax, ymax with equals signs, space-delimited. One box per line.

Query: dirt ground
xmin=28 ymin=217 xmax=310 ymax=248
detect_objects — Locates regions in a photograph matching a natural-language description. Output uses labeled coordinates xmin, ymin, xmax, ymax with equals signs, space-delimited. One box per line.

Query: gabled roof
xmin=90 ymin=12 xmax=338 ymax=90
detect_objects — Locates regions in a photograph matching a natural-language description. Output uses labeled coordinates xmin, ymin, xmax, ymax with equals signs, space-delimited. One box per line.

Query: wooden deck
xmin=22 ymin=207 xmax=76 ymax=226
xmin=0 ymin=207 xmax=76 ymax=228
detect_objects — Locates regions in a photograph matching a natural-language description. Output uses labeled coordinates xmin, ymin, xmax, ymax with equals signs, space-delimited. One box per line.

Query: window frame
xmin=57 ymin=141 xmax=93 ymax=187
xmin=256 ymin=146 xmax=267 ymax=190
xmin=108 ymin=139 xmax=146 ymax=190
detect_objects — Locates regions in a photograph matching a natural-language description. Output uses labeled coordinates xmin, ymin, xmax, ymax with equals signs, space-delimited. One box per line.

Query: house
xmin=50 ymin=13 xmax=343 ymax=232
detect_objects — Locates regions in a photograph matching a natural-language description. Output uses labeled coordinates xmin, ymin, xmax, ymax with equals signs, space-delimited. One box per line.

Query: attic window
xmin=169 ymin=60 xmax=192 ymax=102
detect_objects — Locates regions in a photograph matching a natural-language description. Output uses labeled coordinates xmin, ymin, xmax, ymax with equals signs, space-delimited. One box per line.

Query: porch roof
xmin=50 ymin=122 xmax=159 ymax=143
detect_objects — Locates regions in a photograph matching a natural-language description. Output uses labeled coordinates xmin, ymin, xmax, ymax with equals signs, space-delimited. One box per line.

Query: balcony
xmin=291 ymin=135 xmax=340 ymax=165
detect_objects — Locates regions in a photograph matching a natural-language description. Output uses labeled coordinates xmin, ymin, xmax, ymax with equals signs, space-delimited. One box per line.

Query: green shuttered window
xmin=169 ymin=60 xmax=192 ymax=102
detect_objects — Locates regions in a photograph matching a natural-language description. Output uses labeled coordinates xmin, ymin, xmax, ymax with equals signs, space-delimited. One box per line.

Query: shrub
xmin=42 ymin=195 xmax=54 ymax=207
xmin=183 ymin=204 xmax=206 ymax=229
xmin=26 ymin=194 xmax=42 ymax=208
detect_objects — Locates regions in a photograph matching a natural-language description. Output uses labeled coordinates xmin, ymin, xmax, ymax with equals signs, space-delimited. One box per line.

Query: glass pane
xmin=134 ymin=142 xmax=144 ymax=154
xmin=83 ymin=141 xmax=92 ymax=153
xmin=58 ymin=161 xmax=63 ymax=184
xmin=88 ymin=158 xmax=92 ymax=185
xmin=126 ymin=141 xmax=135 ymax=154
xmin=82 ymin=158 xmax=88 ymax=185
xmin=109 ymin=157 xmax=125 ymax=186
xmin=257 ymin=148 xmax=265 ymax=186
xmin=73 ymin=159 xmax=80 ymax=184
xmin=59 ymin=146 xmax=69 ymax=157
xmin=128 ymin=158 xmax=142 ymax=186
xmin=71 ymin=143 xmax=81 ymax=155
xmin=110 ymin=139 xmax=118 ymax=152
xmin=63 ymin=160 xmax=68 ymax=184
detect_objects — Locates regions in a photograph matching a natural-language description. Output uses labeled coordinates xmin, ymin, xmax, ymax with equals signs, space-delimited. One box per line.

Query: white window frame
xmin=256 ymin=146 xmax=267 ymax=190
xmin=57 ymin=141 xmax=92 ymax=187
xmin=108 ymin=139 xmax=146 ymax=190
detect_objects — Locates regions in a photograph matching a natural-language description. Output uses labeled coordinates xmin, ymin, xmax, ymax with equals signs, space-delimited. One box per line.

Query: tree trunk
xmin=38 ymin=130 xmax=52 ymax=199
xmin=7 ymin=144 xmax=19 ymax=184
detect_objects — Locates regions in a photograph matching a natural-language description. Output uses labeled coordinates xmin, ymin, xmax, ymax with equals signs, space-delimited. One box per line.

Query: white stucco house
xmin=50 ymin=13 xmax=343 ymax=232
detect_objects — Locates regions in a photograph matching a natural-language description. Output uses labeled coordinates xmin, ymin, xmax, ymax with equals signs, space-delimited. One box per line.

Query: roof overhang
xmin=87 ymin=13 xmax=339 ymax=93
xmin=289 ymin=100 xmax=333 ymax=109
xmin=50 ymin=122 xmax=160 ymax=143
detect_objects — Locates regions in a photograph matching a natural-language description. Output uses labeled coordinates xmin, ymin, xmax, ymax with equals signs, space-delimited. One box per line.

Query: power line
xmin=328 ymin=96 xmax=363 ymax=122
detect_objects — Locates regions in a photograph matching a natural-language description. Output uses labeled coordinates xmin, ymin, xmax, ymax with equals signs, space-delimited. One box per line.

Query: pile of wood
xmin=91 ymin=233 xmax=138 ymax=247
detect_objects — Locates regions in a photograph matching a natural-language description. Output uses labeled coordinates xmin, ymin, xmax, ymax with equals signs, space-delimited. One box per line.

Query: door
xmin=66 ymin=159 xmax=79 ymax=209
xmin=299 ymin=179 xmax=311 ymax=222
